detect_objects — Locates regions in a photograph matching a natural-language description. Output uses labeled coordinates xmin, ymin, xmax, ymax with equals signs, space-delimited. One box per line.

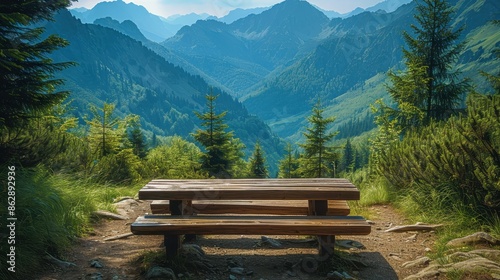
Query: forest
xmin=1 ymin=0 xmax=499 ymax=279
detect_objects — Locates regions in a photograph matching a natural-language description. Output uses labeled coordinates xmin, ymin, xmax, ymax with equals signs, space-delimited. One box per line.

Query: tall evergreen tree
xmin=299 ymin=100 xmax=339 ymax=178
xmin=248 ymin=141 xmax=268 ymax=178
xmin=0 ymin=0 xmax=74 ymax=164
xmin=0 ymin=0 xmax=74 ymax=130
xmin=387 ymin=0 xmax=469 ymax=127
xmin=192 ymin=89 xmax=242 ymax=178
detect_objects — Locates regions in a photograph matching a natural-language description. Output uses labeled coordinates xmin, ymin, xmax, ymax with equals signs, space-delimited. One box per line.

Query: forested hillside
xmin=242 ymin=0 xmax=500 ymax=139
xmin=45 ymin=10 xmax=284 ymax=170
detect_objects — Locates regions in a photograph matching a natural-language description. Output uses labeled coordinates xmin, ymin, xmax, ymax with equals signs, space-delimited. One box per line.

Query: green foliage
xmin=278 ymin=143 xmax=300 ymax=178
xmin=85 ymin=103 xmax=126 ymax=158
xmin=192 ymin=90 xmax=244 ymax=178
xmin=92 ymin=148 xmax=143 ymax=184
xmin=247 ymin=141 xmax=268 ymax=178
xmin=0 ymin=0 xmax=74 ymax=131
xmin=378 ymin=93 xmax=500 ymax=217
xmin=339 ymin=139 xmax=355 ymax=174
xmin=0 ymin=104 xmax=78 ymax=167
xmin=369 ymin=99 xmax=403 ymax=174
xmin=395 ymin=0 xmax=470 ymax=124
xmin=385 ymin=63 xmax=428 ymax=131
xmin=0 ymin=166 xmax=139 ymax=279
xmin=127 ymin=114 xmax=148 ymax=158
xmin=299 ymin=100 xmax=339 ymax=178
xmin=145 ymin=136 xmax=206 ymax=179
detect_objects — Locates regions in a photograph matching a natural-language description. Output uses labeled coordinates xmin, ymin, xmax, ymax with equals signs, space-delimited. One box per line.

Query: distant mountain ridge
xmin=241 ymin=0 xmax=500 ymax=139
xmin=45 ymin=10 xmax=285 ymax=172
xmin=162 ymin=0 xmax=331 ymax=95
xmin=70 ymin=0 xmax=175 ymax=41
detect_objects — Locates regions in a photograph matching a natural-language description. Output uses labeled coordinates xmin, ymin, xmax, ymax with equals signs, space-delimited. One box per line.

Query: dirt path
xmin=37 ymin=201 xmax=437 ymax=280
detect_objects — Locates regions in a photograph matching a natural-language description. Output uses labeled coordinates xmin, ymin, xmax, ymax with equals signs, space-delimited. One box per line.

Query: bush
xmin=378 ymin=94 xmax=500 ymax=219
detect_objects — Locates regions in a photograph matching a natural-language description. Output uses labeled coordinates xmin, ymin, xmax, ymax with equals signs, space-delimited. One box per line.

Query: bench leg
xmin=164 ymin=234 xmax=181 ymax=258
xmin=318 ymin=235 xmax=335 ymax=257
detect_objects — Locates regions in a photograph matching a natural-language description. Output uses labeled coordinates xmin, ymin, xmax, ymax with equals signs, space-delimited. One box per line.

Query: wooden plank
xmin=131 ymin=215 xmax=371 ymax=236
xmin=146 ymin=179 xmax=356 ymax=189
xmin=150 ymin=200 xmax=350 ymax=215
xmin=139 ymin=186 xmax=359 ymax=201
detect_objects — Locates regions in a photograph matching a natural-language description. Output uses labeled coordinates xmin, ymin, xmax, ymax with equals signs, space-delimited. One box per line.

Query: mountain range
xmin=45 ymin=10 xmax=285 ymax=174
xmin=54 ymin=0 xmax=499 ymax=171
xmin=70 ymin=0 xmax=414 ymax=42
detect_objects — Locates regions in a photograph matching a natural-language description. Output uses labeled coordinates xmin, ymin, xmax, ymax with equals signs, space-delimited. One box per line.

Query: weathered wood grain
xmin=150 ymin=200 xmax=350 ymax=216
xmin=131 ymin=215 xmax=371 ymax=236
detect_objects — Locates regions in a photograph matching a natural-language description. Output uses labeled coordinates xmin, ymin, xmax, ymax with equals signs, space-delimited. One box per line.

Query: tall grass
xmin=0 ymin=166 xmax=141 ymax=279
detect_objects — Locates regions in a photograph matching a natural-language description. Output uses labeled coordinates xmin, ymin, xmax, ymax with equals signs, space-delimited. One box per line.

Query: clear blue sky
xmin=70 ymin=0 xmax=386 ymax=18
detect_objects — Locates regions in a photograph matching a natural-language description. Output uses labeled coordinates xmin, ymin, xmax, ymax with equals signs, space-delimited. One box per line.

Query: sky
xmin=70 ymin=0 xmax=386 ymax=18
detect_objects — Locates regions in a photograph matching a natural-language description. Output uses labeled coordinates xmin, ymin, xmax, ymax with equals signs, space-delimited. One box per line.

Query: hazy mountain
xmin=69 ymin=0 xmax=175 ymax=41
xmin=164 ymin=13 xmax=212 ymax=26
xmin=242 ymin=0 xmax=500 ymax=139
xmin=93 ymin=17 xmax=148 ymax=42
xmin=163 ymin=0 xmax=330 ymax=95
xmin=366 ymin=0 xmax=413 ymax=13
xmin=216 ymin=7 xmax=269 ymax=24
xmin=45 ymin=10 xmax=284 ymax=170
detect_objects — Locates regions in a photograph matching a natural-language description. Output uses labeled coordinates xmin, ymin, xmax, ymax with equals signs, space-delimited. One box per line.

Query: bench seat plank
xmin=131 ymin=215 xmax=371 ymax=236
xmin=150 ymin=200 xmax=350 ymax=216
xmin=139 ymin=179 xmax=360 ymax=201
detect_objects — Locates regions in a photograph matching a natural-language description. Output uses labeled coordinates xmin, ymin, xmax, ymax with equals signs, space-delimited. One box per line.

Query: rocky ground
xmin=36 ymin=199 xmax=500 ymax=280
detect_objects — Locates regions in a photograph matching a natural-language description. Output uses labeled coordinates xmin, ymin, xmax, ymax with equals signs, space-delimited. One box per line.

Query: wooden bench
xmin=150 ymin=200 xmax=351 ymax=215
xmin=131 ymin=179 xmax=371 ymax=257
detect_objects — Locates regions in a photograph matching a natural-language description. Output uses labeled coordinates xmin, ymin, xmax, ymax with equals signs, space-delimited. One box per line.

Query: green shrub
xmin=378 ymin=94 xmax=500 ymax=221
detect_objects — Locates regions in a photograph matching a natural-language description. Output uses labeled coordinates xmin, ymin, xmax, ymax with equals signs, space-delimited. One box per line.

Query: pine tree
xmin=192 ymin=90 xmax=242 ymax=178
xmin=299 ymin=100 xmax=339 ymax=178
xmin=278 ymin=143 xmax=300 ymax=178
xmin=0 ymin=0 xmax=74 ymax=130
xmin=127 ymin=115 xmax=147 ymax=158
xmin=341 ymin=139 xmax=356 ymax=173
xmin=86 ymin=103 xmax=124 ymax=158
xmin=248 ymin=141 xmax=268 ymax=178
xmin=387 ymin=0 xmax=469 ymax=127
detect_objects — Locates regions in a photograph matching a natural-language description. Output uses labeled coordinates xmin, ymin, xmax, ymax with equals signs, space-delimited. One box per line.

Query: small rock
xmin=88 ymin=272 xmax=103 ymax=280
xmin=227 ymin=257 xmax=243 ymax=268
xmin=145 ymin=266 xmax=176 ymax=280
xmin=229 ymin=275 xmax=238 ymax=280
xmin=286 ymin=270 xmax=297 ymax=277
xmin=336 ymin=240 xmax=366 ymax=249
xmin=43 ymin=254 xmax=77 ymax=269
xmin=92 ymin=210 xmax=128 ymax=220
xmin=259 ymin=236 xmax=283 ymax=248
xmin=366 ymin=220 xmax=376 ymax=225
xmin=326 ymin=271 xmax=345 ymax=280
xmin=230 ymin=267 xmax=245 ymax=275
xmin=90 ymin=259 xmax=104 ymax=268
xmin=180 ymin=244 xmax=205 ymax=260
xmin=406 ymin=234 xmax=418 ymax=241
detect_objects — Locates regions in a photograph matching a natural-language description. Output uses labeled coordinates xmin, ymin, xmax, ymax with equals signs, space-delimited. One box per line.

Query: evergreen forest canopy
xmin=0 ymin=0 xmax=499 ymax=278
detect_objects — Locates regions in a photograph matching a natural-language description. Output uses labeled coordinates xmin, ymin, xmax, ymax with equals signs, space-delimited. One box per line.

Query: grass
xmin=0 ymin=166 xmax=143 ymax=279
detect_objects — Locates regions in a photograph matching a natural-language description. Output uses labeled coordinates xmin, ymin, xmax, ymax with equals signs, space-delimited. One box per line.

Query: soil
xmin=36 ymin=201 xmax=438 ymax=280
